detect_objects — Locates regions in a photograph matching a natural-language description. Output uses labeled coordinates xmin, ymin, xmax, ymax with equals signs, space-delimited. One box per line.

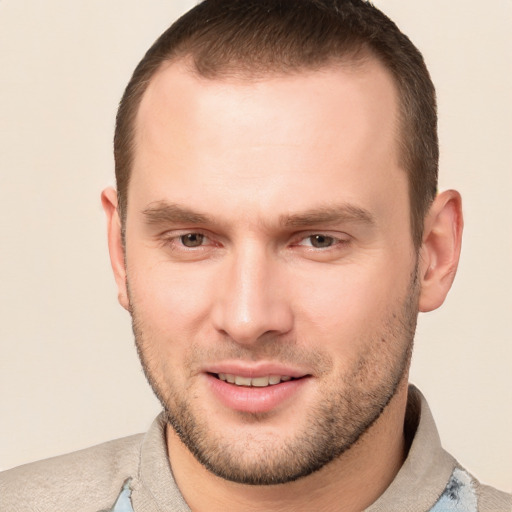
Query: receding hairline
xmin=130 ymin=47 xmax=407 ymax=178
xmin=136 ymin=38 xmax=379 ymax=103
xmin=131 ymin=45 xmax=402 ymax=156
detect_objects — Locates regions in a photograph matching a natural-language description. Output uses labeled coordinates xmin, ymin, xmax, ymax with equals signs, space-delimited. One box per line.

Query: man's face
xmin=122 ymin=58 xmax=419 ymax=484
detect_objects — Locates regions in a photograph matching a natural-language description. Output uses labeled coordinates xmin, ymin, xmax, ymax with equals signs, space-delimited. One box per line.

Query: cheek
xmin=293 ymin=263 xmax=387 ymax=319
xmin=127 ymin=264 xmax=212 ymax=390
xmin=290 ymin=262 xmax=405 ymax=351
xmin=127 ymin=257 xmax=216 ymax=341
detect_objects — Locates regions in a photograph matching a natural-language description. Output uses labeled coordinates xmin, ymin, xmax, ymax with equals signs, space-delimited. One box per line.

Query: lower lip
xmin=206 ymin=374 xmax=309 ymax=414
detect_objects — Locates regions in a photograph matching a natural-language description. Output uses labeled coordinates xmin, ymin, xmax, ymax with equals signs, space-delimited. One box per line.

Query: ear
xmin=101 ymin=187 xmax=130 ymax=311
xmin=418 ymin=190 xmax=463 ymax=312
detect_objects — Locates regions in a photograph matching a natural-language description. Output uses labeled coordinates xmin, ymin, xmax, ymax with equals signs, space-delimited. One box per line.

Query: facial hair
xmin=129 ymin=270 xmax=419 ymax=485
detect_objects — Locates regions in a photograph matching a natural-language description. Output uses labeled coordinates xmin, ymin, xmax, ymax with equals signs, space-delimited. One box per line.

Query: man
xmin=1 ymin=0 xmax=510 ymax=510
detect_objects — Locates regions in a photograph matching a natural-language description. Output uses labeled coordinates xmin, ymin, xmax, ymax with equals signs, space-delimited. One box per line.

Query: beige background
xmin=0 ymin=0 xmax=510 ymax=492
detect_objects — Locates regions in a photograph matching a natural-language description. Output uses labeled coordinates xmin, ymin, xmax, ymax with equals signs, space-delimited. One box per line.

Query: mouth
xmin=205 ymin=370 xmax=310 ymax=413
xmin=210 ymin=373 xmax=300 ymax=387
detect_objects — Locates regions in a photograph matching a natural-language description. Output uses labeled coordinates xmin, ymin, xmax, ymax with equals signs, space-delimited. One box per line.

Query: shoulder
xmin=474 ymin=479 xmax=512 ymax=512
xmin=0 ymin=433 xmax=144 ymax=512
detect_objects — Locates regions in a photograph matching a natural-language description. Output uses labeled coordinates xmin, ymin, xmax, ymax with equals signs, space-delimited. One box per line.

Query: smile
xmin=215 ymin=373 xmax=295 ymax=387
xmin=207 ymin=371 xmax=310 ymax=413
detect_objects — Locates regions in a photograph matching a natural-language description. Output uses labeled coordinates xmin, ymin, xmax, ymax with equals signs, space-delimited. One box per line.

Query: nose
xmin=211 ymin=244 xmax=293 ymax=345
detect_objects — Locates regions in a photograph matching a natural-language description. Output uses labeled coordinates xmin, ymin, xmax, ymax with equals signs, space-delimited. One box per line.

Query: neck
xmin=166 ymin=381 xmax=409 ymax=512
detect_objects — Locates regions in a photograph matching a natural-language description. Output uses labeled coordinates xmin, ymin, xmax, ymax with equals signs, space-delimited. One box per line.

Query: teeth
xmin=268 ymin=375 xmax=281 ymax=385
xmin=217 ymin=373 xmax=294 ymax=387
xmin=251 ymin=376 xmax=270 ymax=387
xmin=235 ymin=376 xmax=252 ymax=386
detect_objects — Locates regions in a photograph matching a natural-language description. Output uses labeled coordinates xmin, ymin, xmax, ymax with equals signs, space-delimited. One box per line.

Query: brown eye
xmin=309 ymin=235 xmax=334 ymax=248
xmin=180 ymin=233 xmax=205 ymax=247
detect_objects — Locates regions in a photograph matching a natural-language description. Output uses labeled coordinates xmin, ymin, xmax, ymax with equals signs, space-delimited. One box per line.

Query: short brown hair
xmin=114 ymin=0 xmax=438 ymax=248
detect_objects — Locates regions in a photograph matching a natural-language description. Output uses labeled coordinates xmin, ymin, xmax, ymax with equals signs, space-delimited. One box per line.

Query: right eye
xmin=300 ymin=234 xmax=337 ymax=249
xmin=180 ymin=233 xmax=205 ymax=247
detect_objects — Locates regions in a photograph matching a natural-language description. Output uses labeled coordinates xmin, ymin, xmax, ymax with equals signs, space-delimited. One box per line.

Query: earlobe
xmin=101 ymin=187 xmax=130 ymax=311
xmin=418 ymin=190 xmax=463 ymax=312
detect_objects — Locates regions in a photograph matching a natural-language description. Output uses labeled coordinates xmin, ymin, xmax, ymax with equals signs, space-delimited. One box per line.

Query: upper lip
xmin=203 ymin=362 xmax=310 ymax=379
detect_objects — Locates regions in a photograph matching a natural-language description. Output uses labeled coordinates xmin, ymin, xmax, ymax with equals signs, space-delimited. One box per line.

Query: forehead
xmin=130 ymin=58 xmax=406 ymax=228
xmin=136 ymin=56 xmax=400 ymax=151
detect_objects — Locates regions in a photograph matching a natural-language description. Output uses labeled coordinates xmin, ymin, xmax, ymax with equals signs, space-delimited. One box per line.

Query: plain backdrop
xmin=0 ymin=0 xmax=510 ymax=492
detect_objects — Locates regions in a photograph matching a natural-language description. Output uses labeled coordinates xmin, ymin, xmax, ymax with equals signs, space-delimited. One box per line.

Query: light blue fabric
xmin=430 ymin=468 xmax=477 ymax=512
xmin=109 ymin=478 xmax=135 ymax=512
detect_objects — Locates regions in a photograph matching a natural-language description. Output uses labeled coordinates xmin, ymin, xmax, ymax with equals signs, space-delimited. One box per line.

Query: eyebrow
xmin=280 ymin=205 xmax=375 ymax=228
xmin=142 ymin=201 xmax=375 ymax=228
xmin=142 ymin=202 xmax=213 ymax=225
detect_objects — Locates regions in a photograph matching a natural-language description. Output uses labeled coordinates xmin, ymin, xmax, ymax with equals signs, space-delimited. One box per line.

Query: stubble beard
xmin=129 ymin=272 xmax=419 ymax=486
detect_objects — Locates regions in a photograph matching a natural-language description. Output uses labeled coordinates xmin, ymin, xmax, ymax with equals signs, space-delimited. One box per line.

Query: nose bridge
xmin=212 ymin=240 xmax=292 ymax=344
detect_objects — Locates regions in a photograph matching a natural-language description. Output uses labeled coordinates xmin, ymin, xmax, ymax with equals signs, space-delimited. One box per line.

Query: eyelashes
xmin=295 ymin=234 xmax=347 ymax=249
xmin=157 ymin=230 xmax=351 ymax=261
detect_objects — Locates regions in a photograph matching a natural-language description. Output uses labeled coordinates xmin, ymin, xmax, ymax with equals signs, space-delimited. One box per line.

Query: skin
xmin=102 ymin=57 xmax=463 ymax=512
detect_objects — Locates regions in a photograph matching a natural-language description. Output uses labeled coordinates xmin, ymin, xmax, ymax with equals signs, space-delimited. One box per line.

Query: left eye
xmin=180 ymin=233 xmax=205 ymax=247
xmin=300 ymin=235 xmax=336 ymax=248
